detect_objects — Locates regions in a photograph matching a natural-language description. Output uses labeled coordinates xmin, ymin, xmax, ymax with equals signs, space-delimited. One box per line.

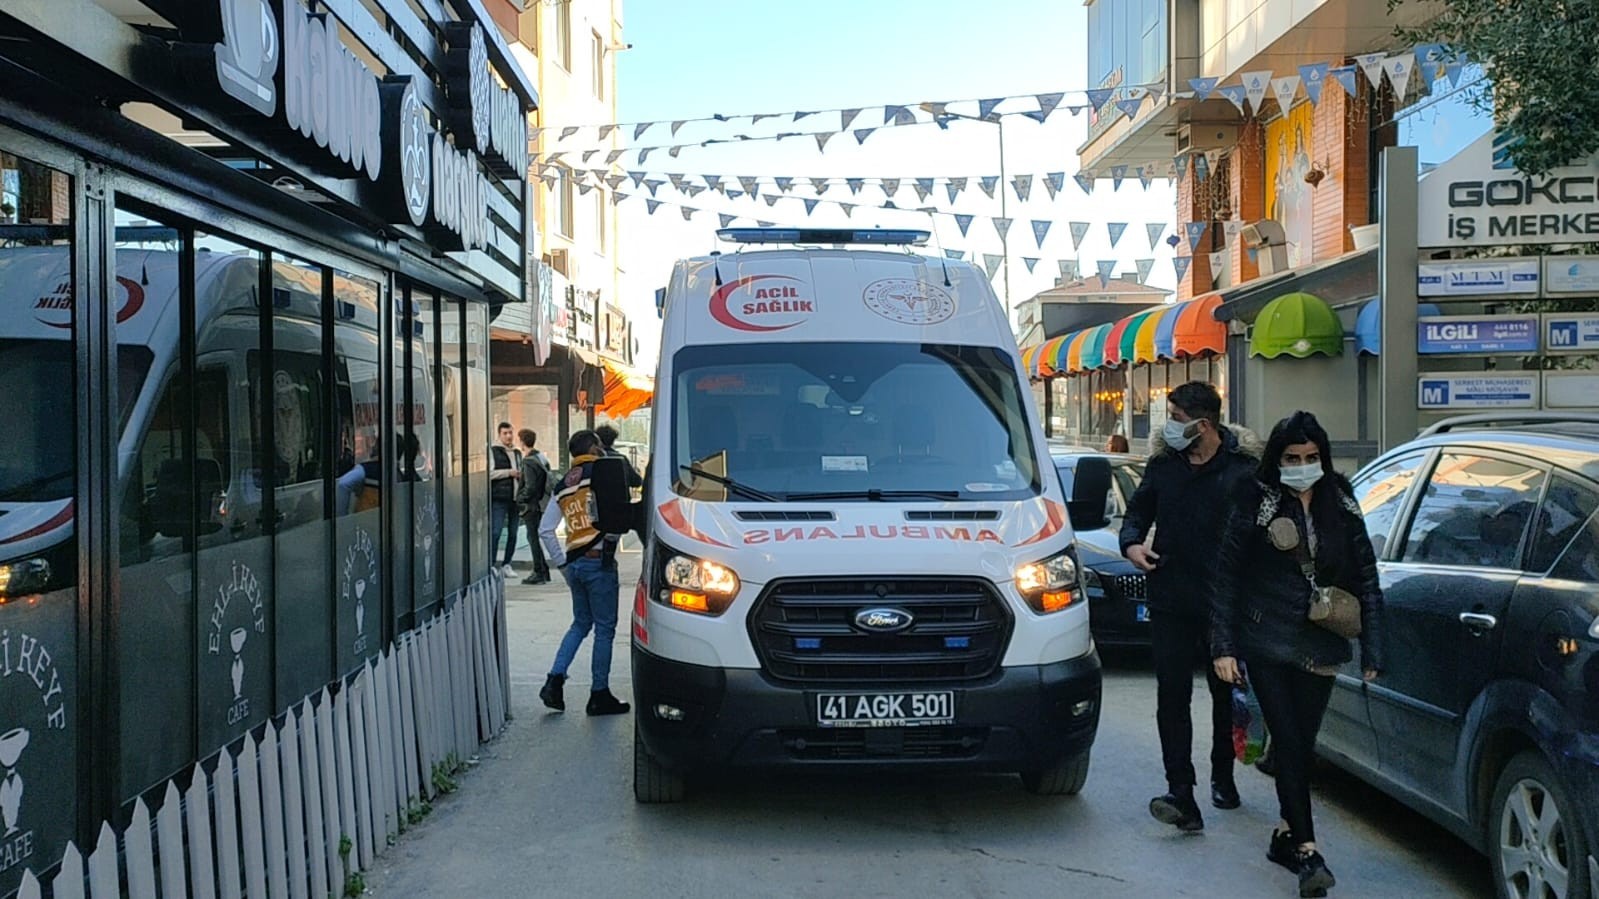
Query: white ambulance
xmin=625 ymin=229 xmax=1110 ymax=802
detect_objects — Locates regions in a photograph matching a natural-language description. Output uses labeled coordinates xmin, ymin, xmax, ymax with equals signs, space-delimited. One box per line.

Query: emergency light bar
xmin=716 ymin=228 xmax=931 ymax=247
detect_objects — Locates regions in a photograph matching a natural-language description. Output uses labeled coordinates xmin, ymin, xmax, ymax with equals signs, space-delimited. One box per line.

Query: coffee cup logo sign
xmin=206 ymin=561 xmax=266 ymax=727
xmin=341 ymin=528 xmax=379 ymax=657
xmin=397 ymin=80 xmax=432 ymax=227
xmin=214 ymin=0 xmax=279 ymax=115
xmin=0 ymin=628 xmax=67 ymax=877
xmin=281 ymin=0 xmax=383 ymax=182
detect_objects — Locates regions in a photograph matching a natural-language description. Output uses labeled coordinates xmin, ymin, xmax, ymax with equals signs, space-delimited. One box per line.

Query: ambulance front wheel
xmin=1020 ymin=749 xmax=1092 ymax=796
xmin=634 ymin=725 xmax=687 ymax=803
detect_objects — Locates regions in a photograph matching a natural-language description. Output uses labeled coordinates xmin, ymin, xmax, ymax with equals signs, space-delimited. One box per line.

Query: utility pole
xmin=995 ymin=115 xmax=1011 ymax=316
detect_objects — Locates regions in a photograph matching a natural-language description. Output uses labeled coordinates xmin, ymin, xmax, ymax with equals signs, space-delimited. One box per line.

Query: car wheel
xmin=1020 ymin=750 xmax=1091 ymax=796
xmin=1488 ymin=751 xmax=1591 ymax=899
xmin=633 ymin=726 xmax=686 ymax=803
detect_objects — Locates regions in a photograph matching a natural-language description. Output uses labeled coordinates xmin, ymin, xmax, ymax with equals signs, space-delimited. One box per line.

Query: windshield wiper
xmin=677 ymin=466 xmax=782 ymax=502
xmin=786 ymin=489 xmax=961 ymax=502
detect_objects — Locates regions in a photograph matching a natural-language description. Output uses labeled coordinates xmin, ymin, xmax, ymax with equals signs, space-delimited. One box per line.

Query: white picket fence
xmin=17 ymin=574 xmax=509 ymax=899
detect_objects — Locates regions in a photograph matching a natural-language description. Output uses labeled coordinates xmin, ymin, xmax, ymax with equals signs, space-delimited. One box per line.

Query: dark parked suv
xmin=1051 ymin=448 xmax=1151 ymax=648
xmin=1318 ymin=414 xmax=1599 ymax=899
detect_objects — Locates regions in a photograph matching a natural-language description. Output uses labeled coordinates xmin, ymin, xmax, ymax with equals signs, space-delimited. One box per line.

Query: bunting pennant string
xmin=1106 ymin=222 xmax=1128 ymax=247
xmin=1241 ymin=70 xmax=1272 ymax=115
xmin=1096 ymin=260 xmax=1117 ymax=288
xmin=977 ymin=176 xmax=998 ymax=199
xmin=809 ymin=177 xmax=830 ymax=194
xmin=1330 ymin=65 xmax=1359 ymax=99
xmin=1382 ymin=55 xmax=1414 ymax=99
xmin=1069 ymin=222 xmax=1090 ymax=252
xmin=1059 ymin=259 xmax=1079 ymax=282
xmin=1044 ymin=172 xmax=1065 ymax=199
xmin=1271 ymin=75 xmax=1301 ymax=111
xmin=1186 ymin=221 xmax=1209 ymax=250
xmin=1073 ymin=173 xmax=1094 ymax=194
xmin=1085 ymin=88 xmax=1114 ymax=111
xmin=881 ymin=178 xmax=901 ymax=198
xmin=841 ymin=108 xmax=863 ymax=131
xmin=1173 ymin=155 xmax=1188 ymax=186
xmin=1035 ymin=92 xmax=1065 ymax=119
xmin=945 ymin=249 xmax=966 ymax=260
xmin=1146 ymin=222 xmax=1167 ymax=248
xmin=1412 ymin=43 xmax=1446 ymax=82
xmin=718 ymin=213 xmax=736 ymax=228
xmin=983 ymin=253 xmax=1004 ymax=279
xmin=1355 ymin=53 xmax=1387 ymax=90
xmin=1137 ymin=166 xmax=1153 ymax=190
xmin=1300 ymin=63 xmax=1330 ymax=106
xmin=955 ymin=214 xmax=975 ymax=237
xmin=1172 ymin=255 xmax=1193 ymax=283
xmin=1194 ymin=154 xmax=1211 ymax=183
xmin=992 ymin=217 xmax=1014 ymax=241
xmin=1110 ymin=166 xmax=1128 ymax=191
xmin=775 ymin=176 xmax=794 ymax=193
xmin=1031 ymin=219 xmax=1051 ymax=247
xmin=1217 ymin=86 xmax=1248 ymax=115
xmin=1209 ymin=250 xmax=1228 ymax=272
xmin=1012 ymin=175 xmax=1033 ymax=201
xmin=1022 ymin=257 xmax=1040 ymax=273
xmin=1115 ymin=97 xmax=1144 ymax=120
xmin=915 ymin=178 xmax=935 ymax=202
xmin=1135 ymin=258 xmax=1155 ymax=283
xmin=1189 ymin=77 xmax=1219 ymax=101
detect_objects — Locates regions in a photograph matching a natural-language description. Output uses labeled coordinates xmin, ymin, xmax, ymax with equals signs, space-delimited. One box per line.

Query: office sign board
xmin=1418 ymin=130 xmax=1599 ymax=247
xmin=1418 ymin=374 xmax=1539 ymax=410
xmin=1544 ymin=372 xmax=1599 ymax=408
xmin=1417 ymin=259 xmax=1541 ymax=297
xmin=1543 ymin=313 xmax=1599 ymax=354
xmin=1544 ymin=257 xmax=1599 ymax=295
xmin=1417 ymin=315 xmax=1540 ymax=355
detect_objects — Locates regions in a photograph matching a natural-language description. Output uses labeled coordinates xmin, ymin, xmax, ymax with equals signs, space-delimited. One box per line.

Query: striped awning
xmin=1079 ymin=323 xmax=1113 ymax=371
xmin=1134 ymin=306 xmax=1176 ymax=364
xmin=1038 ymin=334 xmax=1069 ymax=377
xmin=1172 ymin=294 xmax=1227 ymax=358
xmin=1103 ymin=317 xmax=1135 ymax=367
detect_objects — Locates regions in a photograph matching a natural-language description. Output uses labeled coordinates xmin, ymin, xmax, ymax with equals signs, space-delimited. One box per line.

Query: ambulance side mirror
xmin=591 ymin=456 xmax=642 ymax=535
xmin=1066 ymin=456 xmax=1113 ymax=532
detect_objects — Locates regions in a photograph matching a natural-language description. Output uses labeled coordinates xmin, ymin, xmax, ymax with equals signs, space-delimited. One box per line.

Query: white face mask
xmin=1279 ymin=462 xmax=1323 ymax=493
xmin=1163 ymin=418 xmax=1199 ymax=452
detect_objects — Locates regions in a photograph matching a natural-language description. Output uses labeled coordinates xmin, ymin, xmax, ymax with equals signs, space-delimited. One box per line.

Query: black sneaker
xmin=539 ymin=674 xmax=566 ymax=712
xmin=1296 ymin=850 xmax=1336 ymax=898
xmin=1267 ymin=829 xmax=1297 ymax=872
xmin=1149 ymin=792 xmax=1204 ymax=832
xmin=586 ymin=689 xmax=631 ymax=716
xmin=1212 ymin=779 xmax=1241 ymax=810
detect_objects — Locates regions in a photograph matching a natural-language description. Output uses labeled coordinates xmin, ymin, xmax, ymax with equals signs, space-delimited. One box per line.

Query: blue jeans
xmin=549 ymin=555 xmax=621 ymax=691
xmin=490 ymin=499 xmax=518 ymax=567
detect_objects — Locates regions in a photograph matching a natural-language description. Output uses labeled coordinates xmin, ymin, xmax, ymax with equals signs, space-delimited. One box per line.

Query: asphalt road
xmin=366 ymin=552 xmax=1493 ymax=898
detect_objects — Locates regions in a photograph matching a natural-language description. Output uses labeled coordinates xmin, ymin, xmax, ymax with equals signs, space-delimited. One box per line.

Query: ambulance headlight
xmin=1014 ymin=550 xmax=1080 ymax=614
xmin=660 ymin=553 xmax=740 ymax=615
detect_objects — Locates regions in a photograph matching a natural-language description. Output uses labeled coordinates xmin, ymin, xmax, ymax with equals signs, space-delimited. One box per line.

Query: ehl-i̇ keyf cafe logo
xmin=207 ymin=561 xmax=266 ymax=728
xmin=342 ymin=528 xmax=379 ymax=657
xmin=415 ymin=491 xmax=439 ymax=594
xmin=0 ymin=626 xmax=68 ymax=876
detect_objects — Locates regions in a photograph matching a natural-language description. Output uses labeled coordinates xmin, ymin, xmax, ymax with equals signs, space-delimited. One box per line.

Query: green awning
xmin=1249 ymin=291 xmax=1345 ymax=359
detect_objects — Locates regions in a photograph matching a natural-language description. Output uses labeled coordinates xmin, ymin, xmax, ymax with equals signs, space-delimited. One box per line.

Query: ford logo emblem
xmin=854 ymin=607 xmax=914 ymax=633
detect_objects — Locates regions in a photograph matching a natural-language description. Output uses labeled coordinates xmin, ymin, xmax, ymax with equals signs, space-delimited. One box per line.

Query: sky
xmin=604 ymin=0 xmax=1178 ymax=368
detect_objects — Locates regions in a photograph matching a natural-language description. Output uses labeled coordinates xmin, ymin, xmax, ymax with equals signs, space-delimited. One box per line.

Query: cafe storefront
xmin=0 ymin=0 xmax=534 ymax=892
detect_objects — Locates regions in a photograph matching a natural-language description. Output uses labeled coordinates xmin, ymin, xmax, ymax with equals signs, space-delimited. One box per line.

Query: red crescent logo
xmin=710 ymin=275 xmax=807 ymax=332
xmin=35 ymin=276 xmax=146 ymax=330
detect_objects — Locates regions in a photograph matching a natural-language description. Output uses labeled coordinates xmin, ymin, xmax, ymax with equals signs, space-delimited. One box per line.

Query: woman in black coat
xmin=1210 ymin=411 xmax=1384 ymax=898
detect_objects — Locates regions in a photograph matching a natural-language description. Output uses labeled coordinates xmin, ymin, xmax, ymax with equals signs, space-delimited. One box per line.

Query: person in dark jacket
xmin=1119 ymin=381 xmax=1261 ymax=832
xmin=1210 ymin=411 xmax=1383 ymax=898
xmin=594 ymin=424 xmax=643 ymax=489
xmin=516 ymin=428 xmax=553 ymax=585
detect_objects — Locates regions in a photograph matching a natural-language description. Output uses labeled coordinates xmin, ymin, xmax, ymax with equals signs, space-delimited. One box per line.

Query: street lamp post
xmin=930 ymin=109 xmax=1010 ymax=314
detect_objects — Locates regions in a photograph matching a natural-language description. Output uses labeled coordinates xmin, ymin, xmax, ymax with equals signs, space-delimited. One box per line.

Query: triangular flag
xmin=847 ymin=178 xmax=866 ymax=195
xmin=606 ymin=149 xmax=625 ymax=165
xmin=1096 ymin=260 xmax=1117 ymax=288
xmin=1173 ymin=155 xmax=1188 ymax=184
xmin=887 ymin=105 xmax=916 ymax=126
xmin=559 ymin=126 xmax=579 ymax=141
xmin=1026 ymin=111 xmax=1053 ymax=124
xmin=1012 ymin=175 xmax=1033 ymax=201
xmin=1241 ymin=70 xmax=1273 ymax=115
xmin=606 ymin=174 xmax=626 ymax=190
xmin=921 ymin=101 xmax=950 ymax=118
xmin=853 ymin=128 xmax=876 ymax=145
xmin=544 ymin=151 xmax=566 ymax=164
xmin=1031 ymin=220 xmax=1052 ymax=246
xmin=1146 ymin=82 xmax=1167 ymax=103
xmin=1116 ymin=97 xmax=1144 ymax=120
xmin=1299 ymin=63 xmax=1330 ymax=106
xmin=703 ymin=175 xmax=723 ymax=192
xmin=983 ymin=253 xmax=1004 ymax=278
xmin=539 ymin=173 xmax=556 ymax=189
xmin=1189 ymin=77 xmax=1219 ymax=101
xmin=1136 ymin=258 xmax=1155 ymax=283
xmin=1085 ymin=87 xmax=1114 ymax=110
xmin=597 ymin=124 xmax=616 ymax=141
xmin=838 ymin=203 xmax=855 ymax=218
xmin=1035 ymin=92 xmax=1065 ymax=119
xmin=914 ymin=178 xmax=934 ymax=201
xmin=683 ymin=185 xmax=706 ymax=199
xmin=1223 ymin=220 xmax=1245 ymax=237
xmin=1194 ymin=154 xmax=1211 ymax=183
xmin=581 ymin=149 xmax=599 ymax=163
xmin=611 ymin=191 xmax=628 ymax=205
xmin=750 ymin=113 xmax=777 ymax=125
xmin=816 ymin=132 xmax=836 ymax=151
xmin=670 ymin=120 xmax=687 ymax=136
xmin=1146 ymin=222 xmax=1167 ymax=248
xmin=757 ymin=220 xmax=775 ymax=227
xmin=993 ymin=217 xmax=1013 ymax=240
xmin=645 ymin=179 xmax=665 ymax=196
xmin=1059 ymin=259 xmax=1079 ymax=281
xmin=1023 ymin=257 xmax=1040 ymax=274
xmin=794 ymin=110 xmax=816 ymax=122
xmin=718 ymin=213 xmax=736 ymax=228
xmin=681 ymin=206 xmax=696 ymax=221
xmin=980 ymin=176 xmax=999 ymax=199
xmin=1067 ymin=104 xmax=1086 ymax=116
xmin=645 ymin=199 xmax=661 ymax=214
xmin=775 ymin=177 xmax=795 ymax=193
xmin=634 ymin=123 xmax=651 ymax=141
xmin=1110 ymin=165 xmax=1128 ymax=190
xmin=955 ymin=214 xmax=975 ymax=236
xmin=628 ymin=171 xmax=645 ymax=188
xmin=1383 ymin=55 xmax=1413 ymax=99
xmin=1138 ymin=166 xmax=1154 ymax=190
xmin=726 ymin=190 xmax=744 ymax=200
xmin=1107 ymin=222 xmax=1128 ymax=247
xmin=1186 ymin=221 xmax=1209 ymax=250
xmin=1217 ymin=85 xmax=1248 ymax=114
xmin=946 ymin=178 xmax=964 ymax=204
xmin=1444 ymin=60 xmax=1468 ymax=89
xmin=1412 ymin=43 xmax=1446 ymax=81
xmin=667 ymin=173 xmax=687 ymax=192
xmin=841 ymin=108 xmax=863 ymax=131
xmin=1209 ymin=249 xmax=1228 ymax=272
xmin=668 ymin=146 xmax=684 ymax=158
xmin=978 ymin=97 xmax=1004 ymax=119
xmin=1173 ymin=256 xmax=1193 ymax=282
xmin=1247 ymin=246 xmax=1260 ymax=264
xmin=1074 ymin=172 xmax=1094 ymax=194
xmin=1330 ymin=65 xmax=1359 ymax=99
xmin=764 ymin=194 xmax=780 ymax=207
xmin=1069 ymin=222 xmax=1090 ymax=251
xmin=1044 ymin=172 xmax=1065 ymax=199
xmin=1271 ymin=75 xmax=1301 ymax=111
xmin=945 ymin=249 xmax=966 ymax=260
xmin=738 ymin=176 xmax=760 ymax=196
xmin=881 ymin=178 xmax=901 ymax=197
xmin=810 ymin=177 xmax=830 ymax=194
xmin=803 ymin=198 xmax=819 ymax=215
xmin=1355 ymin=53 xmax=1387 ymax=90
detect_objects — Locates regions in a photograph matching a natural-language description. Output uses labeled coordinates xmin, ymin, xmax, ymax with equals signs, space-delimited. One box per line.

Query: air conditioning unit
xmin=548 ymin=247 xmax=570 ymax=277
xmin=1240 ymin=220 xmax=1290 ymax=275
xmin=1176 ymin=123 xmax=1239 ymax=154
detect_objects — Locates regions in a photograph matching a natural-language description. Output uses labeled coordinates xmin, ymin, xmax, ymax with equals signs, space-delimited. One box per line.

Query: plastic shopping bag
xmin=1231 ymin=676 xmax=1267 ymax=764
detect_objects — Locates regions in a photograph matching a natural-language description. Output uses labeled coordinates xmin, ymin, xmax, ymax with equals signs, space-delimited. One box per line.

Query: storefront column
xmin=1043 ymin=377 xmax=1053 ymax=438
xmin=1377 ymin=145 xmax=1419 ymax=452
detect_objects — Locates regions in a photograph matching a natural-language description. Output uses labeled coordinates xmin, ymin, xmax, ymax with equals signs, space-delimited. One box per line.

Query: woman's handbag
xmin=1269 ymin=515 xmax=1362 ymax=639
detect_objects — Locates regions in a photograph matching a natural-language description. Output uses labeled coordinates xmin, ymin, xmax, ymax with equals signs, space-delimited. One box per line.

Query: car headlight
xmin=660 ymin=553 xmax=740 ymax=615
xmin=1589 ymin=616 xmax=1599 ymax=640
xmin=1082 ymin=567 xmax=1103 ymax=590
xmin=0 ymin=558 xmax=51 ymax=598
xmin=1014 ymin=550 xmax=1081 ymax=614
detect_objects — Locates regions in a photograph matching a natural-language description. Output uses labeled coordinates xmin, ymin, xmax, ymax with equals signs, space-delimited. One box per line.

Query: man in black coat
xmin=1119 ymin=381 xmax=1261 ymax=832
xmin=516 ymin=428 xmax=553 ymax=585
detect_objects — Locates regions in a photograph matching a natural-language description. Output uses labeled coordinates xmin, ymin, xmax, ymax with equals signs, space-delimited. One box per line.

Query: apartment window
xmin=592 ymin=31 xmax=605 ymax=100
xmin=556 ymin=1 xmax=571 ymax=71
xmin=552 ymin=166 xmax=574 ymax=238
xmin=594 ymin=188 xmax=607 ymax=252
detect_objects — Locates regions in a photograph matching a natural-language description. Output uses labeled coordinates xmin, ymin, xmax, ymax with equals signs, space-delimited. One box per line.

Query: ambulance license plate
xmin=816 ymin=691 xmax=955 ymax=727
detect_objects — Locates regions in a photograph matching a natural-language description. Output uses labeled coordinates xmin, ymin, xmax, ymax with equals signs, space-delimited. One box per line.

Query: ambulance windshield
xmin=670 ymin=341 xmax=1041 ymax=502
